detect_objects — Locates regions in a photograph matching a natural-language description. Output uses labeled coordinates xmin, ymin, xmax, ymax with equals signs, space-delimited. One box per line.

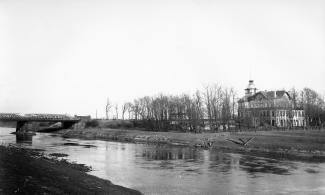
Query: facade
xmin=238 ymin=80 xmax=305 ymax=128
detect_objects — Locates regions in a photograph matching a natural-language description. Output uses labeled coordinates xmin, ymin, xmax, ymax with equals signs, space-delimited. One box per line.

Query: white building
xmin=238 ymin=80 xmax=305 ymax=128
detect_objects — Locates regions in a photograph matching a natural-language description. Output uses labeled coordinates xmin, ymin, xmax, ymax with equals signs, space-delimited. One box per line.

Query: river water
xmin=1 ymin=127 xmax=325 ymax=195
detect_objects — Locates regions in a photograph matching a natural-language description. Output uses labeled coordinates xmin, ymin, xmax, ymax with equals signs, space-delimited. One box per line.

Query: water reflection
xmin=208 ymin=152 xmax=238 ymax=173
xmin=15 ymin=134 xmax=33 ymax=145
xmin=305 ymin=168 xmax=320 ymax=174
xmin=142 ymin=146 xmax=199 ymax=161
xmin=239 ymin=155 xmax=296 ymax=175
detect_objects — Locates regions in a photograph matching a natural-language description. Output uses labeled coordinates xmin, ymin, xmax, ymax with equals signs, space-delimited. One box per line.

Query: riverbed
xmin=1 ymin=127 xmax=325 ymax=195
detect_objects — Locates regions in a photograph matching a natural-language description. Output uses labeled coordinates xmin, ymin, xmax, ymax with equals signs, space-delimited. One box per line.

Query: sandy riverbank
xmin=59 ymin=128 xmax=325 ymax=161
xmin=0 ymin=145 xmax=142 ymax=195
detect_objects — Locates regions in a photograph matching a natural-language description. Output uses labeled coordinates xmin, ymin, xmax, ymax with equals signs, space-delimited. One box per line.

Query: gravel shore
xmin=0 ymin=145 xmax=142 ymax=195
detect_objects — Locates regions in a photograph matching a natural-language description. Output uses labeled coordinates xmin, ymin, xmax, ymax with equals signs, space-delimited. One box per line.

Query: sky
xmin=0 ymin=0 xmax=324 ymax=118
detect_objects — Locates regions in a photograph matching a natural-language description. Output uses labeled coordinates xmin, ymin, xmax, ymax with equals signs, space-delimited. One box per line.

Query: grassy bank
xmin=59 ymin=128 xmax=325 ymax=161
xmin=0 ymin=145 xmax=142 ymax=195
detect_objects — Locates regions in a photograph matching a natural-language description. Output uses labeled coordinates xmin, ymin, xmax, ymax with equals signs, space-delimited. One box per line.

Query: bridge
xmin=0 ymin=113 xmax=80 ymax=131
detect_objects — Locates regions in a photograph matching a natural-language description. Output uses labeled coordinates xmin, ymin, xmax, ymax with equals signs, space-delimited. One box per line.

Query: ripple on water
xmin=305 ymin=168 xmax=319 ymax=174
xmin=62 ymin=142 xmax=97 ymax=148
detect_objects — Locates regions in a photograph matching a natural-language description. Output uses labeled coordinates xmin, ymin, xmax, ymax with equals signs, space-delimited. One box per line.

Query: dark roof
xmin=240 ymin=90 xmax=291 ymax=102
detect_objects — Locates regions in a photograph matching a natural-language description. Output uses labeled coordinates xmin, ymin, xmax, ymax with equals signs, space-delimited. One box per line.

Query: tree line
xmin=103 ymin=85 xmax=325 ymax=131
xmin=106 ymin=84 xmax=237 ymax=132
xmin=289 ymin=87 xmax=325 ymax=127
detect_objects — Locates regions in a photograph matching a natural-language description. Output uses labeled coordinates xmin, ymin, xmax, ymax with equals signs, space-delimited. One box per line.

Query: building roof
xmin=238 ymin=90 xmax=291 ymax=103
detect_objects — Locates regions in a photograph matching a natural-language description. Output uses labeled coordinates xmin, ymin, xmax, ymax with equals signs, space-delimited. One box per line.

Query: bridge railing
xmin=0 ymin=113 xmax=79 ymax=121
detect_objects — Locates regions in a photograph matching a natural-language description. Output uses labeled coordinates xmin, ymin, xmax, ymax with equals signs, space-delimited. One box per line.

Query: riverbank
xmin=0 ymin=145 xmax=142 ymax=195
xmin=59 ymin=128 xmax=325 ymax=161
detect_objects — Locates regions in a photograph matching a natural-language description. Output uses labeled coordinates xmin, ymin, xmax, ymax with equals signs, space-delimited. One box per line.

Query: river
xmin=1 ymin=127 xmax=325 ymax=195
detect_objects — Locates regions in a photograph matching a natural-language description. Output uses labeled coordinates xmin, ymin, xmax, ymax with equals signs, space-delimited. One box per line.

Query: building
xmin=74 ymin=115 xmax=91 ymax=120
xmin=238 ymin=80 xmax=305 ymax=128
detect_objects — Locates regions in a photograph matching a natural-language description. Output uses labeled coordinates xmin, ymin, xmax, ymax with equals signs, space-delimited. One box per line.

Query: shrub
xmin=97 ymin=120 xmax=134 ymax=129
xmin=85 ymin=119 xmax=99 ymax=128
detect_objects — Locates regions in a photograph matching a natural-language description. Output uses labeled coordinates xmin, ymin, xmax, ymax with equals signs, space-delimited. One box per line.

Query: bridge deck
xmin=0 ymin=113 xmax=80 ymax=122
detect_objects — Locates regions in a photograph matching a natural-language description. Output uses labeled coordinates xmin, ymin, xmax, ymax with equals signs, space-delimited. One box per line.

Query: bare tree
xmin=138 ymin=96 xmax=152 ymax=120
xmin=212 ymin=85 xmax=223 ymax=131
xmin=302 ymin=87 xmax=325 ymax=127
xmin=230 ymin=88 xmax=237 ymax=120
xmin=121 ymin=102 xmax=129 ymax=120
xmin=112 ymin=84 xmax=240 ymax=132
xmin=114 ymin=104 xmax=119 ymax=119
xmin=126 ymin=102 xmax=133 ymax=119
xmin=221 ymin=88 xmax=232 ymax=130
xmin=193 ymin=90 xmax=204 ymax=132
xmin=289 ymin=87 xmax=299 ymax=109
xmin=203 ymin=84 xmax=213 ymax=130
xmin=203 ymin=84 xmax=223 ymax=131
xmin=105 ymin=98 xmax=112 ymax=120
xmin=132 ymin=100 xmax=140 ymax=121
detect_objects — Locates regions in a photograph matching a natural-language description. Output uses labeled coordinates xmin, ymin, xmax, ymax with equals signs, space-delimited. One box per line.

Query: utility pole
xmin=96 ymin=109 xmax=98 ymax=119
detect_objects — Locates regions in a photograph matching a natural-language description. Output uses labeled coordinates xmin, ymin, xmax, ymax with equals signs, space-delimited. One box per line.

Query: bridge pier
xmin=16 ymin=121 xmax=27 ymax=132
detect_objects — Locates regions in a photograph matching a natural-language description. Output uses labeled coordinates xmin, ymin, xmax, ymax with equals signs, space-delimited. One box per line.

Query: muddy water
xmin=1 ymin=127 xmax=325 ymax=195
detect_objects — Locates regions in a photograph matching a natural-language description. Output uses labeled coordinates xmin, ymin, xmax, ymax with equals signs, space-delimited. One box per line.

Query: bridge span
xmin=0 ymin=113 xmax=80 ymax=131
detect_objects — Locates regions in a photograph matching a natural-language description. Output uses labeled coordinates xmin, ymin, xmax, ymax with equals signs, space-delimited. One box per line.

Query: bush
xmin=109 ymin=120 xmax=133 ymax=128
xmin=96 ymin=120 xmax=134 ymax=129
xmin=85 ymin=119 xmax=99 ymax=128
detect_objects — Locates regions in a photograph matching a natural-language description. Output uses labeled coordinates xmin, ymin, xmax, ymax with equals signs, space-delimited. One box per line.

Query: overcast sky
xmin=0 ymin=0 xmax=324 ymax=117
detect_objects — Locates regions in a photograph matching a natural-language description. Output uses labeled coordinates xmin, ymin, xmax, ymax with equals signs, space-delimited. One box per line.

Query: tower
xmin=245 ymin=80 xmax=257 ymax=96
